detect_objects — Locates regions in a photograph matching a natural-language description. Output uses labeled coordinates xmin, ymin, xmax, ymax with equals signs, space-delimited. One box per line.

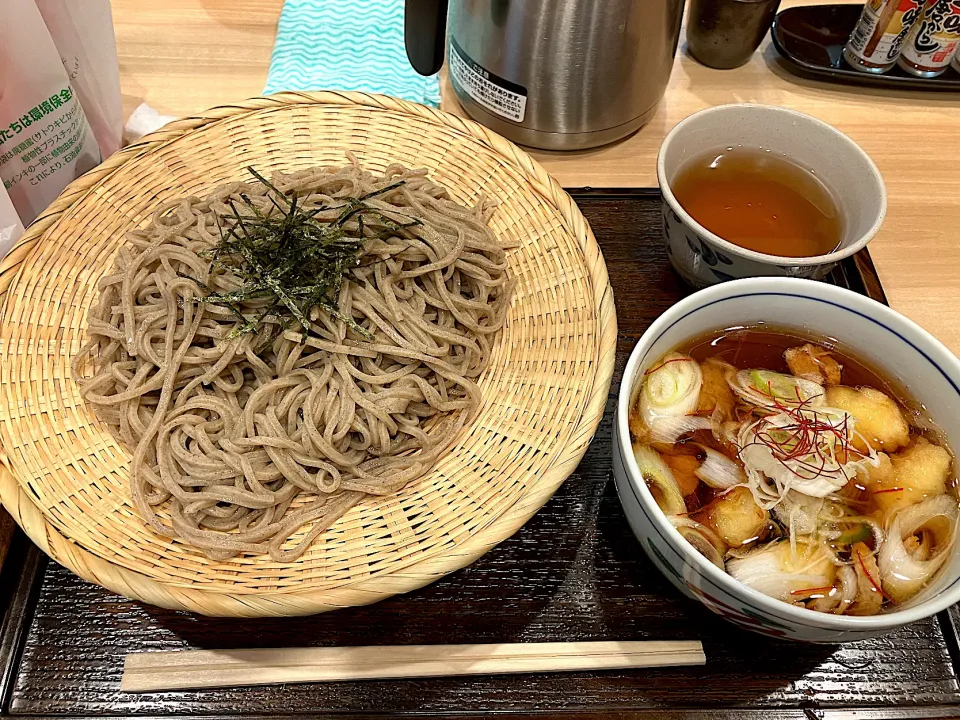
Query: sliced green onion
xmin=836 ymin=522 xmax=872 ymax=546
xmin=729 ymin=369 xmax=824 ymax=409
xmin=640 ymin=353 xmax=702 ymax=432
xmin=633 ymin=443 xmax=687 ymax=516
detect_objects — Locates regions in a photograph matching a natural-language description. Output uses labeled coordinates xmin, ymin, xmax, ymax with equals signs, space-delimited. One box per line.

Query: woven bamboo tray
xmin=0 ymin=92 xmax=616 ymax=617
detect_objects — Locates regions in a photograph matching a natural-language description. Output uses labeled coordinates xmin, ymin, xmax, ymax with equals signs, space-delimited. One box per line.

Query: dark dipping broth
xmin=629 ymin=326 xmax=958 ymax=616
xmin=681 ymin=327 xmax=895 ymax=397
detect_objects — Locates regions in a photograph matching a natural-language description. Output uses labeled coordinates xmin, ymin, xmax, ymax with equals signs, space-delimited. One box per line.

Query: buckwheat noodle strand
xmin=73 ymin=159 xmax=513 ymax=561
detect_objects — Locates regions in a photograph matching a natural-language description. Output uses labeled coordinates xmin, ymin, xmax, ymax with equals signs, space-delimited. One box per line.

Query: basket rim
xmin=0 ymin=91 xmax=617 ymax=617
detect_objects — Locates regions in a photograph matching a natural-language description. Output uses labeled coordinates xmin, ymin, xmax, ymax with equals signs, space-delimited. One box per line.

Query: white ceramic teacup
xmin=657 ymin=104 xmax=886 ymax=288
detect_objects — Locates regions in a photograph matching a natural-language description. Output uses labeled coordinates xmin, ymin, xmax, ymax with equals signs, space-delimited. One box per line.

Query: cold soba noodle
xmin=629 ymin=328 xmax=959 ymax=615
xmin=73 ymin=158 xmax=514 ymax=561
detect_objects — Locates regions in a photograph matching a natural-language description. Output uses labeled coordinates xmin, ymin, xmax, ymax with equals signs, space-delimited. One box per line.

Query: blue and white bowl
xmin=657 ymin=104 xmax=886 ymax=288
xmin=614 ymin=277 xmax=960 ymax=642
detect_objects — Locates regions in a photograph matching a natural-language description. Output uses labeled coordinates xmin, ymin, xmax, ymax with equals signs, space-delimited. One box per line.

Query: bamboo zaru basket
xmin=0 ymin=92 xmax=616 ymax=617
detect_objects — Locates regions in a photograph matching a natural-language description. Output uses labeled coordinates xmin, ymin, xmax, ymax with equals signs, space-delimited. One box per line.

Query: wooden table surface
xmin=109 ymin=0 xmax=960 ymax=356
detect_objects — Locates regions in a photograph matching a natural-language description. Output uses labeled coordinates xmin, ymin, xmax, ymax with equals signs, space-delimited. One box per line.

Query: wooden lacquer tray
xmin=2 ymin=191 xmax=958 ymax=720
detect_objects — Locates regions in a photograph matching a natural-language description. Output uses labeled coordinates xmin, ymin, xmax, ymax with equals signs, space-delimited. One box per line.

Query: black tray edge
xmin=770 ymin=4 xmax=960 ymax=93
xmin=0 ymin=533 xmax=45 ymax=714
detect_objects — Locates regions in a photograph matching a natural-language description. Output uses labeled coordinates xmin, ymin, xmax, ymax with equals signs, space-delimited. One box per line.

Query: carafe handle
xmin=405 ymin=0 xmax=448 ymax=76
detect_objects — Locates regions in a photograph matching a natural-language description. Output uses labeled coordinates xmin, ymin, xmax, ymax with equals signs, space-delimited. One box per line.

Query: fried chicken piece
xmin=784 ymin=343 xmax=843 ymax=385
xmin=847 ymin=542 xmax=884 ymax=616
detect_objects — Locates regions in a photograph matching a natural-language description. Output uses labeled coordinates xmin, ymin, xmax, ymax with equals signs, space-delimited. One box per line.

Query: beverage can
xmin=898 ymin=0 xmax=960 ymax=77
xmin=843 ymin=0 xmax=926 ymax=73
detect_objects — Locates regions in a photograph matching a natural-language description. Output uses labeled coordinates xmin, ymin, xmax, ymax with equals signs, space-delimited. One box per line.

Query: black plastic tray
xmin=6 ymin=191 xmax=959 ymax=720
xmin=771 ymin=3 xmax=960 ymax=91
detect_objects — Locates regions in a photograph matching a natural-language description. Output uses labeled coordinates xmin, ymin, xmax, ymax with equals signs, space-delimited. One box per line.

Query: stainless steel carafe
xmin=405 ymin=0 xmax=684 ymax=150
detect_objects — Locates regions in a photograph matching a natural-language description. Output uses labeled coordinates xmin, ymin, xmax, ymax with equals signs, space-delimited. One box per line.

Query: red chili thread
xmin=855 ymin=546 xmax=890 ymax=602
xmin=790 ymin=585 xmax=834 ymax=597
xmin=735 ymin=381 xmax=855 ymax=482
xmin=644 ymin=357 xmax=694 ymax=376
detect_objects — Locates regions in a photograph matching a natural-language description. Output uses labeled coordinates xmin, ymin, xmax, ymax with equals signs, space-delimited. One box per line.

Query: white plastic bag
xmin=35 ymin=0 xmax=123 ymax=157
xmin=0 ymin=184 xmax=25 ymax=260
xmin=0 ymin=0 xmax=101 ymax=226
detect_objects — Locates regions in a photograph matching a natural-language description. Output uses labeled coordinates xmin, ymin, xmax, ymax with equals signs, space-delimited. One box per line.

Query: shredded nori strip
xmin=186 ymin=167 xmax=420 ymax=341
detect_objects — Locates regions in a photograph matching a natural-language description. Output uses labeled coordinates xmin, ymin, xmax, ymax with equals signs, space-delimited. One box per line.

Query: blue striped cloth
xmin=263 ymin=0 xmax=441 ymax=107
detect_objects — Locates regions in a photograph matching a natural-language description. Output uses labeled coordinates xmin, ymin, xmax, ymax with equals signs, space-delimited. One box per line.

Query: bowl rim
xmin=617 ymin=276 xmax=960 ymax=630
xmin=656 ymin=103 xmax=888 ymax=268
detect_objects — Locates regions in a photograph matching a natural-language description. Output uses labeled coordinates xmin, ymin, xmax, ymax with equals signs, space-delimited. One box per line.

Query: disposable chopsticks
xmin=120 ymin=640 xmax=705 ymax=692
